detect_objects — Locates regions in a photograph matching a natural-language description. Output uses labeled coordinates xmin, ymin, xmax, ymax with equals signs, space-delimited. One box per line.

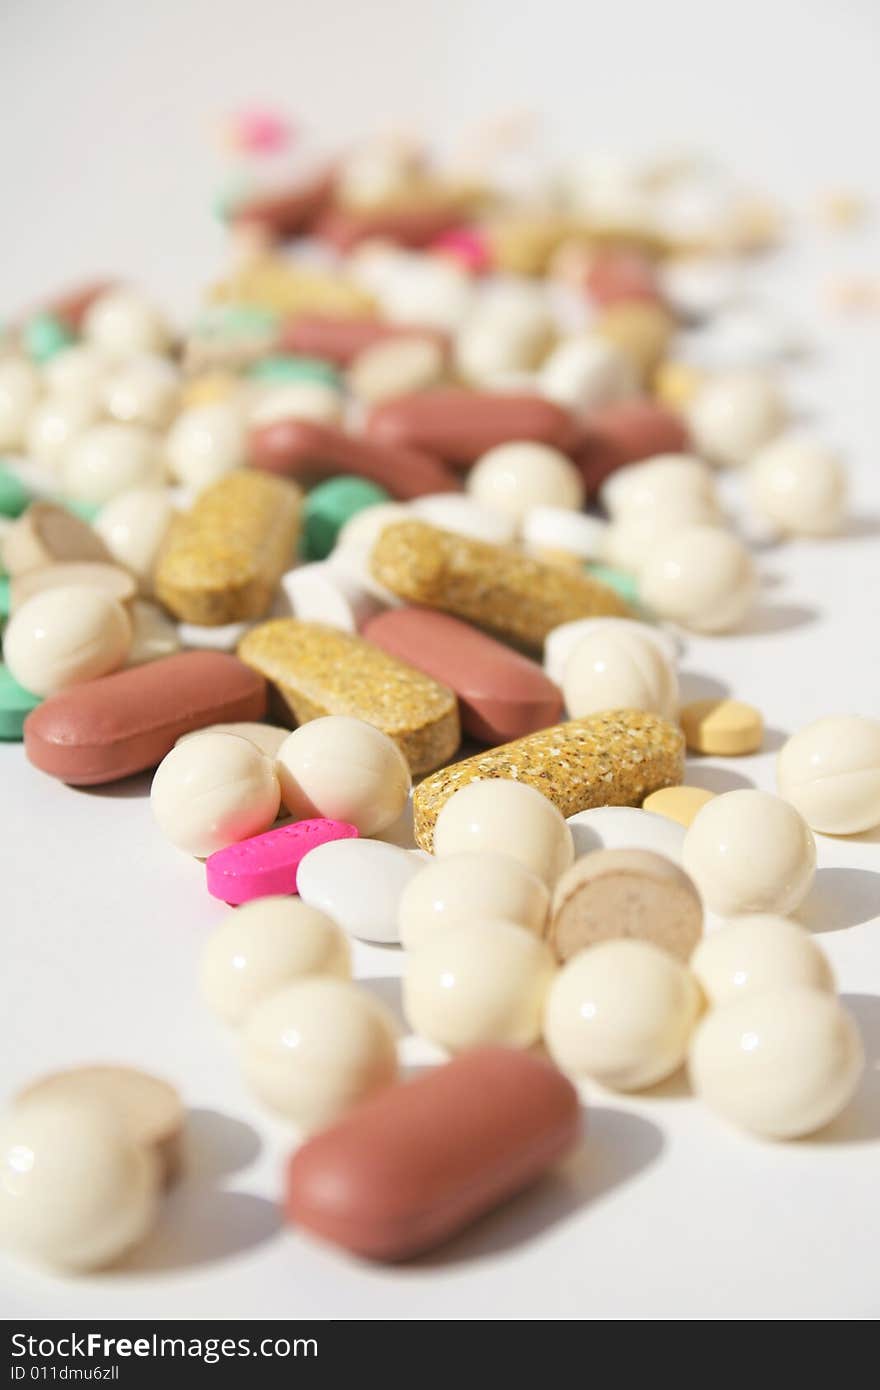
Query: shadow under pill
xmin=73 ymin=769 xmax=154 ymax=799
xmin=677 ymin=671 xmax=731 ymax=704
xmin=119 ymin=1188 xmax=283 ymax=1274
xmin=838 ymin=512 xmax=880 ymax=542
xmin=808 ymin=993 xmax=880 ymax=1145
xmin=359 ymin=975 xmax=407 ymax=1033
xmin=795 ymin=866 xmax=880 ymax=934
xmin=737 ymin=602 xmax=819 ymax=636
xmin=684 ymin=764 xmax=754 ymax=794
xmin=182 ymin=1107 xmax=262 ymax=1183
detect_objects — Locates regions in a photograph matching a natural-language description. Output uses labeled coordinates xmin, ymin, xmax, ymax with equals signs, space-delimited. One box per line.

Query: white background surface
xmin=2 ymin=0 xmax=880 ymax=1321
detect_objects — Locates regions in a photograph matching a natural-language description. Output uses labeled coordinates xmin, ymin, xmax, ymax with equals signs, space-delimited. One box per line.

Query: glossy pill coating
xmin=286 ymin=1046 xmax=581 ymax=1261
xmin=276 ymin=715 xmax=411 ymax=835
xmin=543 ymin=616 xmax=678 ymax=687
xmin=82 ymin=287 xmax=170 ymax=360
xmin=3 ymin=585 xmax=131 ymax=697
xmin=639 ymin=525 xmax=756 ymax=633
xmin=689 ymin=989 xmax=864 ymax=1139
xmin=363 ymin=606 xmax=564 ymax=743
xmin=687 ymin=371 xmax=786 ymax=469
xmin=302 ymin=475 xmax=390 ymax=561
xmin=205 ymin=817 xmax=359 ymax=905
xmin=410 ymin=492 xmax=516 ymax=546
xmin=777 ymin=715 xmax=880 ymax=834
xmin=545 ymin=939 xmax=702 ymax=1091
xmin=93 ymin=487 xmax=175 ymax=593
xmin=165 ymin=401 xmax=248 ymax=490
xmin=60 ymin=423 xmax=164 ymax=505
xmin=0 ymin=664 xmax=41 ymax=740
xmin=0 ymin=357 xmax=42 ymax=451
xmin=0 ymin=1097 xmax=159 ymax=1271
xmin=250 ymin=419 xmax=459 ymax=500
xmin=748 ymin=436 xmax=847 ymax=536
xmin=642 ymin=785 xmax=716 ymax=827
xmin=101 ymin=353 xmax=179 ymax=429
xmin=177 ymin=720 xmax=289 ymax=759
xmin=366 ymin=389 xmax=576 ymax=466
xmin=562 ymin=621 xmax=678 ymax=721
xmin=241 ymin=978 xmax=398 ymax=1130
xmin=575 ymin=401 xmax=690 ymax=495
xmin=683 ymin=789 xmax=816 ymax=916
xmin=297 ymin=839 xmax=426 ymax=944
xmin=398 ymin=851 xmax=549 ymax=951
xmin=26 ymin=394 xmax=100 ymax=468
xmin=199 ymin=897 xmax=350 ymax=1025
xmin=151 ymin=733 xmax=280 ymax=857
xmin=566 ymin=804 xmax=686 ymax=863
xmin=9 ymin=561 xmax=136 ymax=613
xmin=23 ymin=650 xmax=267 ymax=784
xmin=538 ymin=334 xmax=637 ymax=414
xmin=690 ymin=915 xmax=834 ymax=1007
xmin=600 ymin=453 xmax=718 ymax=521
xmin=2 ymin=501 xmax=112 ymax=576
xmin=467 ymin=442 xmax=585 ymax=524
xmin=550 ymin=847 xmax=703 ymax=963
xmin=403 ymin=920 xmax=556 ymax=1052
xmin=680 ymin=697 xmax=763 ymax=755
xmin=433 ymin=779 xmax=574 ymax=889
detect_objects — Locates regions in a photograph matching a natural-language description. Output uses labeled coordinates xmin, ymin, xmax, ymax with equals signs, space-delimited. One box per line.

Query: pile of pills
xmin=1 ymin=126 xmax=877 ymax=1272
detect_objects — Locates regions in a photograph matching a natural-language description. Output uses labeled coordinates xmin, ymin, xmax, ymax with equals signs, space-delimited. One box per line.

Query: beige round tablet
xmin=17 ymin=1066 xmax=184 ymax=1186
xmin=690 ymin=915 xmax=834 ymax=1008
xmin=10 ymin=561 xmax=137 ymax=612
xmin=398 ymin=850 xmax=550 ymax=951
xmin=276 ymin=716 xmax=411 ymax=835
xmin=777 ymin=715 xmax=880 ymax=835
xmin=433 ymin=779 xmax=575 ymax=889
xmin=178 ymin=721 xmax=290 ymax=759
xmin=549 ymin=847 xmax=703 ymax=963
xmin=680 ymin=698 xmax=763 ymax=755
xmin=3 ymin=584 xmax=132 ymax=697
xmin=683 ymin=789 xmax=816 ymax=917
xmin=151 ymin=733 xmax=281 ymax=857
xmin=93 ymin=487 xmax=176 ymax=593
xmin=349 ymin=335 xmax=445 ymax=404
xmin=642 ymin=785 xmax=716 ymax=827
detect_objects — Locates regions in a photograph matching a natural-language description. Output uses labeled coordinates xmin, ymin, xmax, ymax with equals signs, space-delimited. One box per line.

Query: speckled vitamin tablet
xmin=680 ymin=698 xmax=763 ymax=755
xmin=238 ymin=619 xmax=460 ymax=774
xmin=413 ymin=709 xmax=685 ymax=851
xmin=642 ymin=785 xmax=716 ymax=827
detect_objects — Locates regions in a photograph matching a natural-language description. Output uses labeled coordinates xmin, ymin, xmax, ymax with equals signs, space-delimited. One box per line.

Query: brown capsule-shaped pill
xmin=366 ymin=389 xmax=577 ymax=467
xmin=574 ymin=400 xmax=690 ymax=495
xmin=278 ymin=315 xmax=448 ymax=367
xmin=23 ymin=650 xmax=267 ymax=785
xmin=363 ymin=606 xmax=563 ymax=743
xmin=232 ymin=168 xmax=336 ymax=239
xmin=314 ymin=202 xmax=463 ymax=252
xmin=249 ymin=419 xmax=458 ymax=500
xmin=286 ymin=1046 xmax=581 ymax=1262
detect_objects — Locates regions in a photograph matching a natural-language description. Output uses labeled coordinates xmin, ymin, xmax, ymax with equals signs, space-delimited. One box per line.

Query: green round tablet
xmin=586 ymin=561 xmax=641 ymax=609
xmin=0 ymin=464 xmax=31 ymax=518
xmin=247 ymin=355 xmax=341 ymax=388
xmin=23 ymin=312 xmax=75 ymax=364
xmin=0 ymin=663 xmax=41 ymax=740
xmin=302 ymin=476 xmax=390 ymax=561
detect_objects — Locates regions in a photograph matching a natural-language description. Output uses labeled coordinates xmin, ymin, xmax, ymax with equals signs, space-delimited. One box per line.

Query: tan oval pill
xmin=642 ymin=785 xmax=716 ymax=827
xmin=286 ymin=1046 xmax=581 ymax=1262
xmin=2 ymin=501 xmax=113 ymax=576
xmin=366 ymin=389 xmax=576 ymax=466
xmin=349 ymin=335 xmax=446 ymax=405
xmin=680 ymin=698 xmax=764 ymax=755
xmin=17 ymin=1066 xmax=184 ymax=1187
xmin=549 ymin=847 xmax=703 ymax=963
xmin=10 ymin=561 xmax=137 ymax=612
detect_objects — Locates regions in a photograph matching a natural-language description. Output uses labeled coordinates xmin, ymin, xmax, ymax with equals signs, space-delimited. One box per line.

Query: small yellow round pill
xmin=679 ymin=698 xmax=764 ymax=756
xmin=642 ymin=785 xmax=716 ymax=827
xmin=653 ymin=359 xmax=704 ymax=410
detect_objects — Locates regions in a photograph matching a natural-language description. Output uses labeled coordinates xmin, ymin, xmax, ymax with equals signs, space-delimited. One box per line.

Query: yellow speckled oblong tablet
xmin=413 ymin=709 xmax=685 ymax=851
xmin=643 ymin=785 xmax=716 ymax=827
xmin=680 ymin=698 xmax=764 ymax=756
xmin=370 ymin=520 xmax=629 ymax=651
xmin=237 ymin=619 xmax=460 ymax=774
xmin=155 ymin=470 xmax=301 ymax=626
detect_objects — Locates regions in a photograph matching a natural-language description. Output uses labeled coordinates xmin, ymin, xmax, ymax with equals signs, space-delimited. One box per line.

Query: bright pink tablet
xmin=205 ymin=819 xmax=359 ymax=905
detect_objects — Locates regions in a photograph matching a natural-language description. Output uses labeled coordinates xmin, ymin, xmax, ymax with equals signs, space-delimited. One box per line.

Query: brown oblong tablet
xmin=286 ymin=1046 xmax=581 ymax=1262
xmin=574 ymin=400 xmax=690 ymax=495
xmin=24 ymin=650 xmax=267 ymax=785
xmin=278 ymin=315 xmax=448 ymax=367
xmin=249 ymin=419 xmax=459 ymax=499
xmin=314 ymin=202 xmax=462 ymax=252
xmin=39 ymin=279 xmax=118 ymax=331
xmin=366 ymin=389 xmax=577 ymax=466
xmin=363 ymin=606 xmax=563 ymax=743
xmin=232 ymin=168 xmax=336 ymax=238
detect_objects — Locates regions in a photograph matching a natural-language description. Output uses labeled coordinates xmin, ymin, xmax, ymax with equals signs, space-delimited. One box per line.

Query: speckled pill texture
xmin=237 ymin=619 xmax=460 ymax=774
xmin=155 ymin=470 xmax=301 ymax=625
xmin=413 ymin=709 xmax=685 ymax=851
xmin=370 ymin=520 xmax=629 ymax=651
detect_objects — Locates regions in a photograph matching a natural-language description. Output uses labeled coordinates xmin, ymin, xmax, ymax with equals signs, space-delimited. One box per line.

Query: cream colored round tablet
xmin=600 ymin=454 xmax=719 ymax=521
xmin=199 ymin=897 xmax=350 ymax=1026
xmin=639 ymin=524 xmax=756 ymax=633
xmin=26 ymin=393 xmax=100 ymax=467
xmin=748 ymin=436 xmax=846 ymax=536
xmin=249 ymin=380 xmax=343 ymax=428
xmin=61 ymin=423 xmax=164 ymax=505
xmin=349 ymin=335 xmax=445 ymax=404
xmin=10 ymin=561 xmax=136 ymax=612
xmin=689 ymin=988 xmax=864 ymax=1139
xmin=544 ymin=939 xmax=702 ymax=1091
xmin=240 ymin=977 xmax=398 ymax=1130
xmin=687 ymin=371 xmax=786 ymax=469
xmin=550 ymin=848 xmax=703 ymax=963
xmin=456 ymin=298 xmax=554 ymax=384
xmin=44 ymin=344 xmax=108 ymax=400
xmin=600 ymin=501 xmax=719 ymax=575
xmin=102 ymin=353 xmax=180 ymax=429
xmin=0 ymin=357 xmax=42 ymax=450
xmin=94 ymin=486 xmax=175 ymax=592
xmin=690 ymin=915 xmax=834 ymax=1008
xmin=562 ymin=622 xmax=678 ymax=721
xmin=777 ymin=715 xmax=880 ymax=835
xmin=276 ymin=716 xmax=411 ymax=835
xmin=178 ymin=721 xmax=290 ymax=759
xmin=543 ymin=616 xmax=678 ymax=686
xmin=0 ymin=1096 xmax=159 ymax=1271
xmin=150 ymin=733 xmax=280 ymax=857
xmin=3 ymin=584 xmax=132 ymax=696
xmin=83 ymin=287 xmax=171 ymax=360
xmin=403 ymin=919 xmax=556 ymax=1053
xmin=165 ymin=401 xmax=247 ymax=490
xmin=683 ymin=789 xmax=816 ymax=917
xmin=433 ymin=779 xmax=575 ymax=889
xmin=467 ymin=441 xmax=584 ymax=525
xmin=538 ymin=334 xmax=636 ymax=412
xmin=398 ymin=851 xmax=550 ymax=951
xmin=126 ymin=599 xmax=181 ymax=665
xmin=642 ymin=785 xmax=716 ymax=827
xmin=17 ymin=1066 xmax=185 ymax=1187
xmin=680 ymin=698 xmax=763 ymax=755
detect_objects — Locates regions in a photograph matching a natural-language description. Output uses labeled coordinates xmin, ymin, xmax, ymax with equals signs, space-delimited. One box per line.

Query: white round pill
xmin=639 ymin=524 xmax=756 ymax=633
xmin=44 ymin=344 xmax=108 ymax=400
xmin=61 ymin=423 xmax=164 ymax=505
xmin=150 ymin=732 xmax=280 ymax=858
xmin=165 ymin=402 xmax=247 ymax=490
xmin=538 ymin=334 xmax=636 ymax=413
xmin=544 ymin=616 xmax=677 ymax=686
xmin=403 ymin=919 xmax=556 ymax=1052
xmin=689 ymin=988 xmax=864 ymax=1139
xmin=433 ymin=779 xmax=575 ymax=888
xmin=467 ymin=441 xmax=584 ymax=525
xmin=0 ymin=1097 xmax=159 ymax=1271
xmin=176 ymin=721 xmax=289 ymax=758
xmin=398 ymin=850 xmax=550 ymax=951
xmin=199 ymin=896 xmax=350 ymax=1025
xmin=0 ymin=357 xmax=41 ymax=451
xmin=241 ymin=977 xmax=398 ymax=1130
xmin=687 ymin=371 xmax=786 ymax=468
xmin=600 ymin=503 xmax=718 ymax=575
xmin=600 ymin=453 xmax=719 ymax=521
xmin=276 ymin=715 xmax=411 ymax=835
xmin=102 ymin=353 xmax=180 ymax=429
xmin=83 ymin=287 xmax=171 ymax=360
xmin=683 ymin=789 xmax=816 ymax=917
xmin=777 ymin=715 xmax=880 ymax=835
xmin=748 ymin=436 xmax=846 ymax=536
xmin=93 ymin=487 xmax=175 ymax=592
xmin=566 ymin=805 xmax=686 ymax=864
xmin=297 ymin=838 xmax=425 ymax=944
xmin=3 ymin=584 xmax=132 ymax=696
xmin=249 ymin=380 xmax=342 ymax=428
xmin=26 ymin=393 xmax=100 ymax=467
xmin=409 ymin=493 xmax=515 ymax=546
xmin=522 ymin=506 xmax=606 ymax=560
xmin=544 ymin=939 xmax=702 ymax=1091
xmin=691 ymin=915 xmax=834 ymax=1008
xmin=562 ymin=621 xmax=678 ymax=720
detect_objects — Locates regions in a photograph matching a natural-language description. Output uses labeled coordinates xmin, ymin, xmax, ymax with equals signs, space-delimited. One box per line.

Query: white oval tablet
xmin=297 ymin=838 xmax=428 ymax=944
xmin=567 ymin=805 xmax=686 ymax=864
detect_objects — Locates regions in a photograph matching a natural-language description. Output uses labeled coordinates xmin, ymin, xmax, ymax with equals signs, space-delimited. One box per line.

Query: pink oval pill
xmin=205 ymin=819 xmax=359 ymax=905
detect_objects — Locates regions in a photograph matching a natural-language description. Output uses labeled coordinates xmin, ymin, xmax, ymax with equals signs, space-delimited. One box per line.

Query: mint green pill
xmin=0 ymin=576 xmax=9 ymax=618
xmin=586 ymin=562 xmax=641 ymax=609
xmin=61 ymin=498 xmax=101 ymax=524
xmin=303 ymin=476 xmax=390 ymax=561
xmin=247 ymin=355 xmax=341 ymax=389
xmin=23 ymin=312 xmax=75 ymax=364
xmin=0 ymin=664 xmax=42 ymax=740
xmin=195 ymin=304 xmax=280 ymax=340
xmin=0 ymin=464 xmax=31 ymax=518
